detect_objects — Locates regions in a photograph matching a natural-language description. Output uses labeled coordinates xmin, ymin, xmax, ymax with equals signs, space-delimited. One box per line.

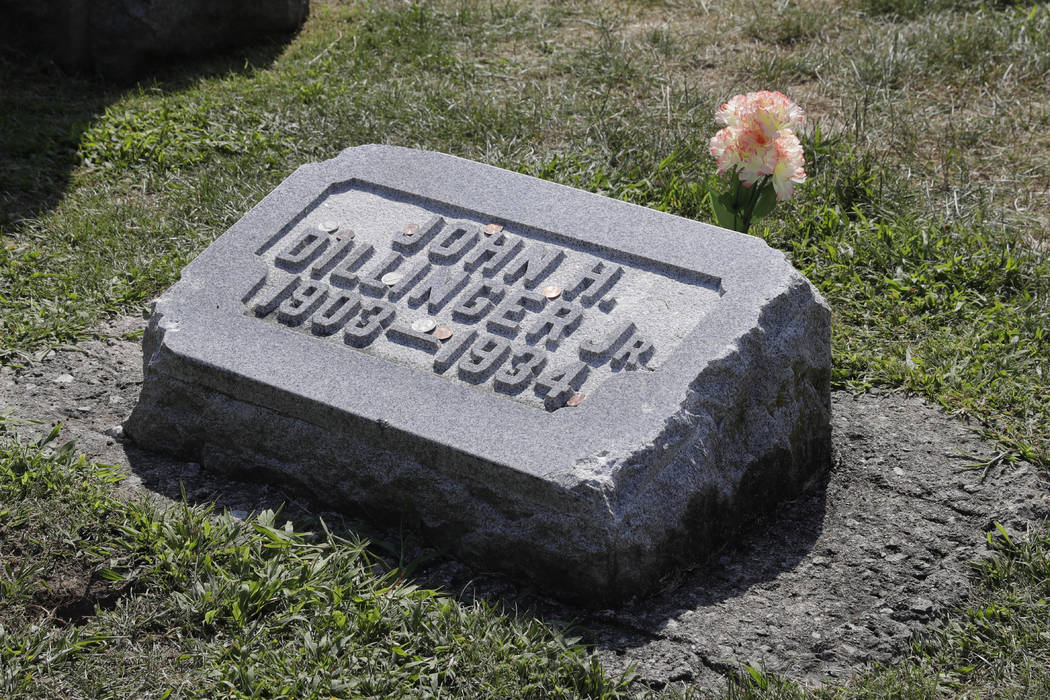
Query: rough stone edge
xmin=581 ymin=272 xmax=833 ymax=595
xmin=126 ymin=270 xmax=830 ymax=605
xmin=124 ymin=146 xmax=832 ymax=603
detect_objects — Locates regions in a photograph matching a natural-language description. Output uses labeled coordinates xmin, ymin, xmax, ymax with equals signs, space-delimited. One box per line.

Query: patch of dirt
xmin=33 ymin=560 xmax=128 ymax=626
xmin=0 ymin=541 xmax=127 ymax=627
xmin=33 ymin=557 xmax=94 ymax=614
xmin=585 ymin=389 xmax=1048 ymax=690
xmin=1 ymin=314 xmax=1047 ymax=692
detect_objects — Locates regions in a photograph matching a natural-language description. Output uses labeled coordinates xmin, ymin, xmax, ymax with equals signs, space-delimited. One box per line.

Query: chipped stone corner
xmin=558 ymin=269 xmax=833 ymax=603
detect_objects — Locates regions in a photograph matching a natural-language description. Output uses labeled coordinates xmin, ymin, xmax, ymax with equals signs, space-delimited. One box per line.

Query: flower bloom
xmin=709 ymin=90 xmax=807 ymax=200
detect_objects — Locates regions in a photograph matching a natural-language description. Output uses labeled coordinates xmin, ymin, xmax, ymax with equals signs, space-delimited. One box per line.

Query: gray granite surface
xmin=125 ymin=145 xmax=832 ymax=603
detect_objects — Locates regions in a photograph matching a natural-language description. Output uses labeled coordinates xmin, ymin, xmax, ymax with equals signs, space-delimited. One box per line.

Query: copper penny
xmin=566 ymin=392 xmax=586 ymax=407
xmin=434 ymin=326 xmax=453 ymax=341
xmin=483 ymin=223 xmax=503 ymax=236
xmin=542 ymin=285 xmax=562 ymax=300
xmin=403 ymin=223 xmax=420 ymax=236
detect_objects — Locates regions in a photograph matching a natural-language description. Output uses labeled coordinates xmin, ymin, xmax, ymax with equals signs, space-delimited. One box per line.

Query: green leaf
xmin=99 ymin=568 xmax=125 ymax=582
xmin=749 ymin=181 xmax=777 ymax=224
xmin=745 ymin=663 xmax=769 ymax=689
xmin=37 ymin=423 xmax=62 ymax=447
xmin=720 ymin=189 xmax=742 ymax=213
xmin=710 ymin=191 xmax=739 ymax=230
xmin=993 ymin=522 xmax=1014 ymax=548
xmin=654 ymin=151 xmax=677 ymax=172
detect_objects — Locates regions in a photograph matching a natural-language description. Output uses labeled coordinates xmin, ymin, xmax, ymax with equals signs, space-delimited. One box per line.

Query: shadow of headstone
xmin=0 ymin=0 xmax=309 ymax=81
xmin=0 ymin=2 xmax=307 ymax=229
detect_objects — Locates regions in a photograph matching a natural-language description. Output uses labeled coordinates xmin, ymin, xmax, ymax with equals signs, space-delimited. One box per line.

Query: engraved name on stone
xmin=243 ymin=189 xmax=720 ymax=411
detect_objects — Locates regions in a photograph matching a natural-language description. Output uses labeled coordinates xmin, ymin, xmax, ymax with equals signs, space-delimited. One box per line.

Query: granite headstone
xmin=125 ymin=145 xmax=832 ymax=603
xmin=1 ymin=0 xmax=309 ymax=79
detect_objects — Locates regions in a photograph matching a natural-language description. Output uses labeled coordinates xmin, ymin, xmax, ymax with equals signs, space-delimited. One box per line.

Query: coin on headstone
xmin=542 ymin=285 xmax=562 ymax=300
xmin=434 ymin=326 xmax=453 ymax=341
xmin=566 ymin=392 xmax=586 ymax=407
xmin=381 ymin=272 xmax=404 ymax=286
xmin=483 ymin=223 xmax=503 ymax=236
xmin=411 ymin=318 xmax=437 ymax=333
xmin=403 ymin=223 xmax=420 ymax=236
xmin=319 ymin=220 xmax=339 ymax=233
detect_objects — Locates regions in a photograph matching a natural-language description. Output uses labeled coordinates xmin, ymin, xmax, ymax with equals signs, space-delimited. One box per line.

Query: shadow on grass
xmin=0 ymin=39 xmax=291 ymax=231
xmin=121 ymin=433 xmax=828 ymax=638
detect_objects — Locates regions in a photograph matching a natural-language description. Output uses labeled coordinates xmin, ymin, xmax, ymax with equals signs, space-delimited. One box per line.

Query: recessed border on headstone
xmin=125 ymin=145 xmax=832 ymax=604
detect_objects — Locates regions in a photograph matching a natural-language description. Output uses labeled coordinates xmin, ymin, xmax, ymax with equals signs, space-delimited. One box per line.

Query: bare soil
xmin=1 ymin=314 xmax=1046 ymax=692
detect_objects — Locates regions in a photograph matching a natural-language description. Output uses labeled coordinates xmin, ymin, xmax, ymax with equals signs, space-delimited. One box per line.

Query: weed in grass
xmin=77 ymin=102 xmax=290 ymax=174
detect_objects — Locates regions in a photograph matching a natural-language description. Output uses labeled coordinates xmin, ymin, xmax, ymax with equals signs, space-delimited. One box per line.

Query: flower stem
xmin=740 ymin=176 xmax=769 ymax=234
xmin=732 ymin=176 xmax=749 ymax=231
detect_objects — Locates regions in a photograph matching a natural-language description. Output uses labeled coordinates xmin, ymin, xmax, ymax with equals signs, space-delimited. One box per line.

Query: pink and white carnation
xmin=708 ymin=90 xmax=807 ymax=200
xmin=771 ymin=129 xmax=806 ymax=200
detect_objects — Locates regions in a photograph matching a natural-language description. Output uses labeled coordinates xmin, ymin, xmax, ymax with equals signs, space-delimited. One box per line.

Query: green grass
xmin=2 ymin=0 xmax=1049 ymax=696
xmin=0 ymin=418 xmax=627 ymax=698
xmin=3 ymin=419 xmax=1050 ymax=697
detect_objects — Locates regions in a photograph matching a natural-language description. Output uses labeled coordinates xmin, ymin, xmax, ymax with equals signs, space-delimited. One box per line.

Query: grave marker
xmin=125 ymin=145 xmax=832 ymax=603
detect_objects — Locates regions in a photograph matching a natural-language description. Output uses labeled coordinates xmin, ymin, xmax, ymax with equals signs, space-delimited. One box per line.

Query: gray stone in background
xmin=124 ymin=145 xmax=832 ymax=604
xmin=0 ymin=0 xmax=309 ymax=79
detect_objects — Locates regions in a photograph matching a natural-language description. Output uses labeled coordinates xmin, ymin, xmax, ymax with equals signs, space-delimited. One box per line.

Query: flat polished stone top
xmin=150 ymin=145 xmax=806 ymax=480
